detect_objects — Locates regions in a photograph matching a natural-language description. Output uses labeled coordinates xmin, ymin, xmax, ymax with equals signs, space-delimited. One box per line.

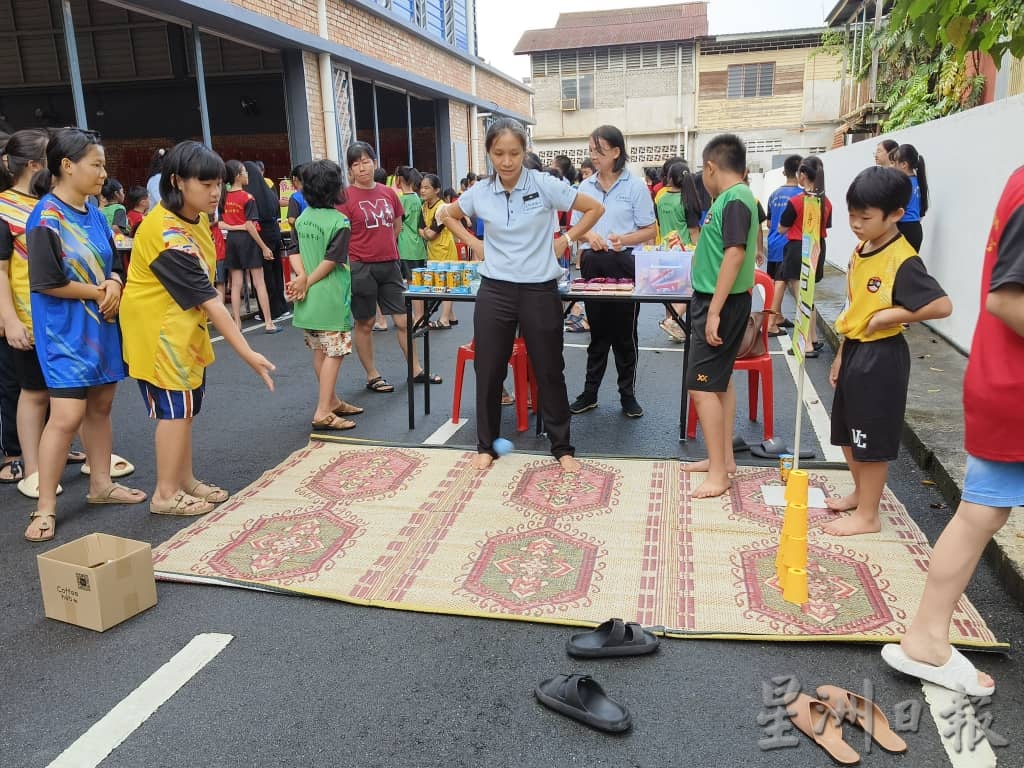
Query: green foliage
xmin=890 ymin=0 xmax=1024 ymax=64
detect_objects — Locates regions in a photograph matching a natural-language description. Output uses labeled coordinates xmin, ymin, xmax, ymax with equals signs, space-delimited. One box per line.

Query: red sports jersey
xmin=782 ymin=192 xmax=833 ymax=241
xmin=223 ymin=189 xmax=257 ymax=228
xmin=964 ymin=167 xmax=1024 ymax=462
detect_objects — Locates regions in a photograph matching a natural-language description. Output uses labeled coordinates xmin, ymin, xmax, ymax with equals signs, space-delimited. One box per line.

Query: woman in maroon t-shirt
xmin=336 ymin=142 xmax=438 ymax=393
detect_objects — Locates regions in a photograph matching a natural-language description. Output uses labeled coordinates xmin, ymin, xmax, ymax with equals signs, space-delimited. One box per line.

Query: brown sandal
xmin=86 ymin=483 xmax=148 ymax=505
xmin=787 ymin=693 xmax=860 ymax=765
xmin=311 ymin=414 xmax=356 ymax=431
xmin=332 ymin=401 xmax=364 ymax=416
xmin=150 ymin=491 xmax=215 ymax=516
xmin=816 ymin=685 xmax=907 ymax=753
xmin=25 ymin=510 xmax=56 ymax=543
xmin=184 ymin=480 xmax=230 ymax=504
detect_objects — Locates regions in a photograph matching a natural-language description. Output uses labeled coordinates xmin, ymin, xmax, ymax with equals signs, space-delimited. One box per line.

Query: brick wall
xmin=303 ymin=51 xmax=328 ymax=160
xmin=224 ymin=0 xmax=531 ymax=137
xmin=102 ymin=134 xmax=291 ymax=189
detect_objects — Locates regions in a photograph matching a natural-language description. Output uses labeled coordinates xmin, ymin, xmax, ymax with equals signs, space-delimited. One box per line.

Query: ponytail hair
xmin=46 ymin=128 xmax=102 ymax=179
xmin=30 ymin=169 xmax=52 ymax=198
xmin=394 ymin=165 xmax=422 ymax=190
xmin=798 ymin=155 xmax=825 ymax=196
xmin=0 ymin=128 xmax=50 ymax=193
xmin=666 ymin=161 xmax=702 ymax=224
xmin=892 ymin=144 xmax=928 ymax=217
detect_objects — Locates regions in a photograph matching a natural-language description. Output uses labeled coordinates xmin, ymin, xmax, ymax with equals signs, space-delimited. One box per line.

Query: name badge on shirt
xmin=521 ymin=192 xmax=543 ymax=213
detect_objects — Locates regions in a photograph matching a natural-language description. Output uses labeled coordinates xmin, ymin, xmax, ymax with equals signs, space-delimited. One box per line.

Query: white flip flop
xmin=881 ymin=644 xmax=995 ymax=696
xmin=17 ymin=472 xmax=63 ymax=499
xmin=80 ymin=453 xmax=135 ymax=478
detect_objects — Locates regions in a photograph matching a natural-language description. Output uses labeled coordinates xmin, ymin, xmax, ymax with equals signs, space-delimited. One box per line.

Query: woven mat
xmin=153 ymin=442 xmax=1004 ymax=648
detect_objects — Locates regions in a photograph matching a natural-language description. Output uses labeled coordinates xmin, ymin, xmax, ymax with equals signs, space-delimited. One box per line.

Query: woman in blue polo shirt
xmin=891 ymin=143 xmax=929 ymax=253
xmin=570 ymin=125 xmax=658 ymax=419
xmin=436 ymin=118 xmax=603 ymax=471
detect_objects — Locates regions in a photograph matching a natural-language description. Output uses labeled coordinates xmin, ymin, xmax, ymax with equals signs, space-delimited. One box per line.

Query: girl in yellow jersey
xmin=419 ymin=173 xmax=459 ymax=328
xmin=120 ymin=141 xmax=275 ymax=517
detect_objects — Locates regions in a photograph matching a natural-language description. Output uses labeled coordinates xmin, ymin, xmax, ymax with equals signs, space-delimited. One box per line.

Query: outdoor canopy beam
xmin=192 ymin=25 xmax=213 ymax=147
xmin=61 ymin=0 xmax=88 ymax=129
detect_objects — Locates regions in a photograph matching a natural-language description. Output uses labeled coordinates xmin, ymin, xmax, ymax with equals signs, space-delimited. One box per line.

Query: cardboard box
xmin=37 ymin=533 xmax=157 ymax=632
xmin=634 ymin=248 xmax=693 ymax=296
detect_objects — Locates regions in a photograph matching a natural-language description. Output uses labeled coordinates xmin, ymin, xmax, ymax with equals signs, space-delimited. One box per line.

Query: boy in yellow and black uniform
xmin=825 ymin=166 xmax=951 ymax=536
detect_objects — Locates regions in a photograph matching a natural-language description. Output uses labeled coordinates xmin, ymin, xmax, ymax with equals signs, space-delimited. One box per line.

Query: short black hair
xmin=124 ymin=185 xmax=148 ymax=210
xmin=225 ymin=159 xmax=245 ymax=183
xmin=421 ymin=173 xmax=442 ymax=192
xmin=160 ymin=141 xmax=226 ymax=213
xmin=346 ymin=141 xmax=376 ymax=167
xmin=702 ymin=134 xmax=746 ymax=176
xmin=523 ymin=152 xmax=543 ymax=171
xmin=590 ymin=125 xmax=628 ymax=172
xmin=101 ymin=179 xmax=122 ymax=200
xmin=300 ymin=160 xmax=345 ymax=208
xmin=783 ymin=154 xmax=803 ymax=177
xmin=395 ymin=165 xmax=422 ymax=189
xmin=846 ymin=166 xmax=912 ymax=216
xmin=373 ymin=167 xmax=387 ymax=184
xmin=290 ymin=164 xmax=305 ymax=180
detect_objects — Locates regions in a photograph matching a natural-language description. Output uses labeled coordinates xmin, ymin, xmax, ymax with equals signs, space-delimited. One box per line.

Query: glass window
xmin=578 ymin=74 xmax=594 ymax=109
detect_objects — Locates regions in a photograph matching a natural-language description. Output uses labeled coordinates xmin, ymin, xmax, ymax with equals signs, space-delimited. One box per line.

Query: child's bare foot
xmin=474 ymin=453 xmax=494 ymax=470
xmin=822 ymin=511 xmax=881 ymax=536
xmin=558 ymin=455 xmax=581 ymax=472
xmin=682 ymin=458 xmax=737 ymax=476
xmin=691 ymin=474 xmax=732 ymax=499
xmin=826 ymin=493 xmax=858 ymax=513
xmin=900 ymin=635 xmax=995 ymax=690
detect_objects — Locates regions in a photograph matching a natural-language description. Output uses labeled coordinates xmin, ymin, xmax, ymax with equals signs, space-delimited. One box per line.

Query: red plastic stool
xmin=452 ymin=338 xmax=538 ymax=432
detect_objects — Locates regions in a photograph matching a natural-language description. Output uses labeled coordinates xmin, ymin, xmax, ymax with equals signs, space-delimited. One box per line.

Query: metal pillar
xmin=371 ymin=83 xmax=381 ymax=161
xmin=193 ymin=26 xmax=213 ymax=147
xmin=406 ymin=93 xmax=414 ymax=165
xmin=61 ymin=0 xmax=88 ymax=129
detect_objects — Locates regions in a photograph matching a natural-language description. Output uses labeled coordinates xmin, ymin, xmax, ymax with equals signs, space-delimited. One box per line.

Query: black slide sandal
xmin=534 ymin=674 xmax=631 ymax=733
xmin=566 ymin=618 xmax=660 ymax=658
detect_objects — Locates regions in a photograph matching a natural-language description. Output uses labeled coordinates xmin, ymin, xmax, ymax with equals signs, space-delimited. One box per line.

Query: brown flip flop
xmin=787 ymin=693 xmax=861 ymax=765
xmin=86 ymin=482 xmax=148 ymax=505
xmin=816 ymin=685 xmax=907 ymax=753
xmin=25 ymin=510 xmax=56 ymax=543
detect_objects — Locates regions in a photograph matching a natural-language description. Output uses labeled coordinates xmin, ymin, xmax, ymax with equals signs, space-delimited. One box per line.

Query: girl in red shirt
xmin=220 ymin=160 xmax=278 ymax=332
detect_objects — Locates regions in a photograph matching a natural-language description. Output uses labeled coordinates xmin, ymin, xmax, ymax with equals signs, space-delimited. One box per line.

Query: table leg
xmin=406 ymin=298 xmax=415 ymax=429
xmin=664 ymin=301 xmax=691 ymax=441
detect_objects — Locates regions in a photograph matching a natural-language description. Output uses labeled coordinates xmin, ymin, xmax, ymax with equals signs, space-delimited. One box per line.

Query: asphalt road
xmin=1 ymin=299 xmax=1020 ymax=768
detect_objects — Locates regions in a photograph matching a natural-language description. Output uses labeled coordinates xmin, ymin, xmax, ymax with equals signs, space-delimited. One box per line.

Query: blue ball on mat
xmin=492 ymin=438 xmax=513 ymax=456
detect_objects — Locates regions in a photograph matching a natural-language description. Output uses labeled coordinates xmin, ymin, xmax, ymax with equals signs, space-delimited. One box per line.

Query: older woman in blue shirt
xmin=569 ymin=125 xmax=658 ymax=419
xmin=437 ymin=119 xmax=603 ymax=471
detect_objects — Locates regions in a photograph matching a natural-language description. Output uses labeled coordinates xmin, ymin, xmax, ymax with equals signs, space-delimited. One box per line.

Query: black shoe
xmin=570 ymin=393 xmax=598 ymax=414
xmin=621 ymin=394 xmax=644 ymax=418
xmin=779 ymin=318 xmax=794 ymax=329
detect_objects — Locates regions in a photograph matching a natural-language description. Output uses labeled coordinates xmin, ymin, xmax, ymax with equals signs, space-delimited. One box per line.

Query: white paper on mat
xmin=761 ymin=485 xmax=827 ymax=509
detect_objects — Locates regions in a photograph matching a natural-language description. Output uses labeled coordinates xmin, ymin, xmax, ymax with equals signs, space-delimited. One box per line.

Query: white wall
xmin=754 ymin=94 xmax=1024 ymax=352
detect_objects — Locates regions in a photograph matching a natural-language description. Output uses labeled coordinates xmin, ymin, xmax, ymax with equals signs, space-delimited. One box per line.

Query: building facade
xmin=516 ymin=3 xmax=843 ymax=172
xmin=0 ymin=0 xmax=529 ymax=186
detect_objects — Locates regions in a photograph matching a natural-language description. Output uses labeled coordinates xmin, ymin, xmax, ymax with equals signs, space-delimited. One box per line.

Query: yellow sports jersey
xmin=0 ymin=189 xmax=38 ymax=331
xmin=120 ymin=204 xmax=216 ymax=390
xmin=835 ymin=235 xmax=919 ymax=343
xmin=423 ymin=200 xmax=458 ymax=261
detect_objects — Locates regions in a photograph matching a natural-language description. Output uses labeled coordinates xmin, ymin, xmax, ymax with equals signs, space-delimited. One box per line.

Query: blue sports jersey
xmin=27 ymin=194 xmax=126 ymax=388
xmin=901 ymin=176 xmax=921 ymax=222
xmin=766 ymin=184 xmax=802 ymax=263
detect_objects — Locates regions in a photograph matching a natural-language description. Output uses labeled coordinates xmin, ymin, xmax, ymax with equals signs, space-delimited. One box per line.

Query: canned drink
xmin=461 ymin=266 xmax=472 ymax=288
xmin=446 ymin=269 xmax=460 ymax=291
xmin=434 ymin=269 xmax=448 ymax=292
xmin=779 ymin=453 xmax=794 ymax=482
xmin=421 ymin=269 xmax=433 ymax=289
xmin=411 ymin=268 xmax=423 ymax=287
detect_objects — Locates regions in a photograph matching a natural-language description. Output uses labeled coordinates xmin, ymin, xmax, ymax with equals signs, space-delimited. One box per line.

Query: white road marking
xmin=423 ymin=418 xmax=468 ymax=445
xmin=210 ymin=319 xmax=289 ymax=344
xmin=922 ymin=682 xmax=999 ymax=768
xmin=48 ymin=633 xmax=233 ymax=768
xmin=564 ymin=342 xmax=681 ymax=353
xmin=775 ymin=334 xmax=845 ymax=463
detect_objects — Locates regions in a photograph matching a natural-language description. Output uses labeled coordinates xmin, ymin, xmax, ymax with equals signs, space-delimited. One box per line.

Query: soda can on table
xmin=461 ymin=264 xmax=472 ymax=288
xmin=410 ymin=268 xmax=424 ymax=287
xmin=420 ymin=269 xmax=433 ymax=289
xmin=434 ymin=268 xmax=448 ymax=292
xmin=446 ymin=269 xmax=460 ymax=291
xmin=779 ymin=453 xmax=794 ymax=482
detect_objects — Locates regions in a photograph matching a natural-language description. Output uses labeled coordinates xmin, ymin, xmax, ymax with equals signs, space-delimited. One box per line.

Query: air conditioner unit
xmin=560 ymin=98 xmax=578 ymax=111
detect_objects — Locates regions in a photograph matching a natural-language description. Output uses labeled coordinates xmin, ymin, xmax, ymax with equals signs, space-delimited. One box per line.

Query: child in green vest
xmin=100 ymin=179 xmax=129 ymax=236
xmin=287 ymin=160 xmax=364 ymax=431
xmin=682 ymin=134 xmax=760 ymax=498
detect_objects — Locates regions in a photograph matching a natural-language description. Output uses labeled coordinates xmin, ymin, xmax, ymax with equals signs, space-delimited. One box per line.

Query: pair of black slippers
xmin=534 ymin=618 xmax=660 ymax=733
